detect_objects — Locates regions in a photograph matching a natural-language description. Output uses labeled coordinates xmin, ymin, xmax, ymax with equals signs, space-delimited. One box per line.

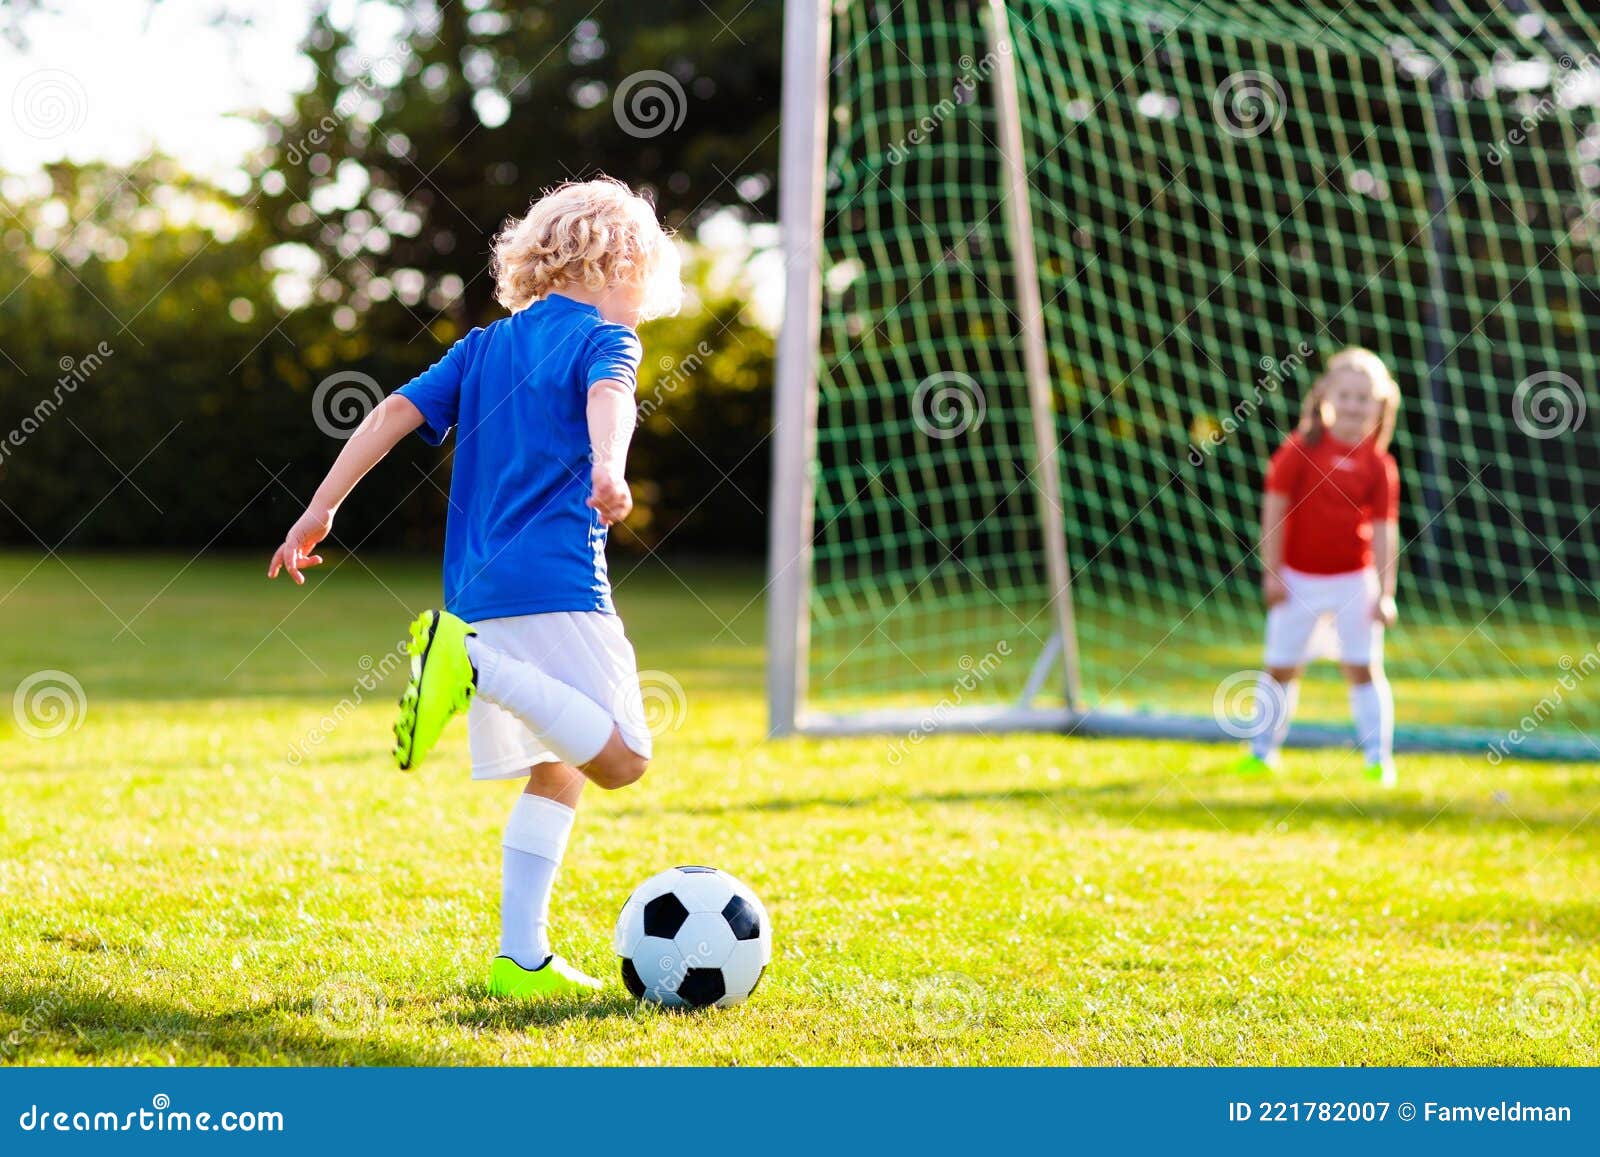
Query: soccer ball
xmin=615 ymin=865 xmax=772 ymax=1008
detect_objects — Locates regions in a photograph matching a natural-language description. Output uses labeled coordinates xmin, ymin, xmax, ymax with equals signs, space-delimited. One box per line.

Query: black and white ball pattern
xmin=615 ymin=866 xmax=772 ymax=1008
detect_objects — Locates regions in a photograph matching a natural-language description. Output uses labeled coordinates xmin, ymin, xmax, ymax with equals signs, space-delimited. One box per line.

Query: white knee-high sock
xmin=499 ymin=794 xmax=576 ymax=969
xmin=1349 ymin=678 xmax=1393 ymax=763
xmin=466 ymin=637 xmax=615 ymax=767
xmin=1249 ymin=673 xmax=1298 ymax=760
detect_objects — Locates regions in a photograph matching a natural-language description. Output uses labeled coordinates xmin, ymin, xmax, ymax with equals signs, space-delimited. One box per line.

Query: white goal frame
xmin=762 ymin=0 xmax=1542 ymax=757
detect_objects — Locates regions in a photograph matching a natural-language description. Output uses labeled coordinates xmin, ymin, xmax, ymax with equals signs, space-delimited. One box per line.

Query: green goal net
xmin=776 ymin=0 xmax=1600 ymax=759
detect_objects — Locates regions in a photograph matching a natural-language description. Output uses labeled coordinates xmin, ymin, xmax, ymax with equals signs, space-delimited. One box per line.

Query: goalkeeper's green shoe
xmin=1228 ymin=752 xmax=1279 ymax=776
xmin=393 ymin=610 xmax=477 ymax=771
xmin=1365 ymin=759 xmax=1398 ymax=788
xmin=488 ymin=954 xmax=604 ymax=998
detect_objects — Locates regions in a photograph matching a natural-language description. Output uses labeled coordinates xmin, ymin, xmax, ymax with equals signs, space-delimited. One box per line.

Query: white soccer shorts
xmin=466 ymin=610 xmax=652 ymax=780
xmin=1263 ymin=566 xmax=1383 ymax=668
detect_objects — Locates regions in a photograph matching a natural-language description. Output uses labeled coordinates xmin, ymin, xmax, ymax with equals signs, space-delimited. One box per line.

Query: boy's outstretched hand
xmin=268 ymin=507 xmax=334 ymax=584
xmin=587 ymin=465 xmax=633 ymax=527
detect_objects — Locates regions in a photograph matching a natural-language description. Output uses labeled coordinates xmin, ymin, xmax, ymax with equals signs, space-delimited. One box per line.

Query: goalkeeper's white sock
xmin=1249 ymin=673 xmax=1297 ymax=761
xmin=499 ymin=793 xmax=576 ymax=970
xmin=466 ymin=637 xmax=615 ymax=767
xmin=1349 ymin=677 xmax=1393 ymax=764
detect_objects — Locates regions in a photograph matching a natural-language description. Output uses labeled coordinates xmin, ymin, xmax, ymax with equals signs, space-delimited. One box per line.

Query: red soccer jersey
xmin=1264 ymin=432 xmax=1399 ymax=575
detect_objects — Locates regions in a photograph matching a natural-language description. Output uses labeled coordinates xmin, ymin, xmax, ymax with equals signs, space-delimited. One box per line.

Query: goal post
xmin=770 ymin=0 xmax=1600 ymax=760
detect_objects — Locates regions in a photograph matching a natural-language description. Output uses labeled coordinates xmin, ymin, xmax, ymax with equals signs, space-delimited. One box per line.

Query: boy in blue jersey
xmin=268 ymin=178 xmax=682 ymax=997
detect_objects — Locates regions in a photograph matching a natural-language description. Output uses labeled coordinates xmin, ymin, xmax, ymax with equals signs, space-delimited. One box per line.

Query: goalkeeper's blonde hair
xmin=491 ymin=177 xmax=682 ymax=319
xmin=1299 ymin=346 xmax=1400 ymax=453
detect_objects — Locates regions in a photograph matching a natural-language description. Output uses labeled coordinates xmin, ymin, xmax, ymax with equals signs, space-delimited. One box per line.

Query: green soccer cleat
xmin=487 ymin=954 xmax=604 ymax=998
xmin=1228 ymin=752 xmax=1279 ymax=776
xmin=1365 ymin=759 xmax=1398 ymax=788
xmin=393 ymin=609 xmax=477 ymax=771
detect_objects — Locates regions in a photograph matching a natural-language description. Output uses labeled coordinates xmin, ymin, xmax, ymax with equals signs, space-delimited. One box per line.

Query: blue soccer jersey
xmin=396 ymin=293 xmax=642 ymax=620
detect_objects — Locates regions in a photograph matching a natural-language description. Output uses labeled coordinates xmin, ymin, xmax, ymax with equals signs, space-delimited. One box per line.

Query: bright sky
xmin=0 ymin=0 xmax=323 ymax=184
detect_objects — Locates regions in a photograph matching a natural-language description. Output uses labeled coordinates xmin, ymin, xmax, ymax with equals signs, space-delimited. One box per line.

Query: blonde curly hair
xmin=491 ymin=177 xmax=682 ymax=319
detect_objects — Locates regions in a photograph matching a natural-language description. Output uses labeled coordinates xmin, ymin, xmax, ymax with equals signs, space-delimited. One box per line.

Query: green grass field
xmin=2 ymin=551 xmax=1597 ymax=1065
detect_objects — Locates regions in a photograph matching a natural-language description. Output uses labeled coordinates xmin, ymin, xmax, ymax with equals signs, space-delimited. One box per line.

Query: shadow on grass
xmin=0 ymin=977 xmax=691 ymax=1066
xmin=608 ymin=774 xmax=1597 ymax=836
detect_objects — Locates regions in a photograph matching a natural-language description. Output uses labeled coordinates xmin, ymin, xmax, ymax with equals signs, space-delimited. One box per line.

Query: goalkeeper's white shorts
xmin=1263 ymin=566 xmax=1383 ymax=668
xmin=465 ymin=610 xmax=653 ymax=780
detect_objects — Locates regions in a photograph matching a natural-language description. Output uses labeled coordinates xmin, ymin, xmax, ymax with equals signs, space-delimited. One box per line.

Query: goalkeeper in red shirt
xmin=1234 ymin=348 xmax=1402 ymax=786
